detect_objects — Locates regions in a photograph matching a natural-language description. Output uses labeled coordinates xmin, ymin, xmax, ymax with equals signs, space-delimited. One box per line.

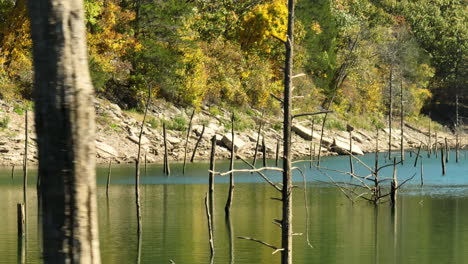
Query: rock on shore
xmin=0 ymin=98 xmax=464 ymax=167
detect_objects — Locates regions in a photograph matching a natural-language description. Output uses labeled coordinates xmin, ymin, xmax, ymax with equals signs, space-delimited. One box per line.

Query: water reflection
xmin=0 ymin=151 xmax=468 ymax=264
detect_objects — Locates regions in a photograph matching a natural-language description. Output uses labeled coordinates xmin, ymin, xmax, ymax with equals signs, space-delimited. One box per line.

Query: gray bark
xmin=282 ymin=0 xmax=294 ymax=263
xmin=27 ymin=0 xmax=101 ymax=262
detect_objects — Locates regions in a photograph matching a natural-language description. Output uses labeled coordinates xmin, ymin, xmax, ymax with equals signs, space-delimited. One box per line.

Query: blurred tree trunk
xmin=27 ymin=0 xmax=101 ymax=263
xmin=282 ymin=0 xmax=294 ymax=263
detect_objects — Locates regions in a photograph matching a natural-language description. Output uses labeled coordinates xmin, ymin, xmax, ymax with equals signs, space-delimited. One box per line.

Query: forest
xmin=0 ymin=0 xmax=466 ymax=125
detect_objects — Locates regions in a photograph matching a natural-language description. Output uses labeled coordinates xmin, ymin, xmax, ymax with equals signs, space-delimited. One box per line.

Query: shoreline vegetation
xmin=0 ymin=98 xmax=465 ymax=167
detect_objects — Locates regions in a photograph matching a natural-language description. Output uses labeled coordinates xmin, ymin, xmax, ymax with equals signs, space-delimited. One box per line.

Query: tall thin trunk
xmin=182 ymin=110 xmax=195 ymax=174
xmin=27 ymin=0 xmax=101 ymax=262
xmin=23 ymin=110 xmax=28 ymax=246
xmin=135 ymin=86 xmax=151 ymax=237
xmin=388 ymin=67 xmax=393 ymax=160
xmin=400 ymin=81 xmax=404 ymax=164
xmin=225 ymin=113 xmax=235 ymax=216
xmin=282 ymin=1 xmax=294 ymax=263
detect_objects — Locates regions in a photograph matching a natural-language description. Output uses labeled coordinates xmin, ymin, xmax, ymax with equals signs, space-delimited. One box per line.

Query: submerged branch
xmin=237 ymin=236 xmax=283 ymax=254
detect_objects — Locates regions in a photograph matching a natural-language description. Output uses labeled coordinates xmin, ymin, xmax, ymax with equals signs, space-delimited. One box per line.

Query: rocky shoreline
xmin=0 ymin=98 xmax=465 ymax=167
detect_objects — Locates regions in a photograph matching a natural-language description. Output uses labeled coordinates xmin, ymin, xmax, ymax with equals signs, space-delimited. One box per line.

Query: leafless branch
xmin=237 ymin=236 xmax=283 ymax=254
xmin=237 ymin=155 xmax=282 ymax=192
xmin=211 ymin=167 xmax=283 ymax=176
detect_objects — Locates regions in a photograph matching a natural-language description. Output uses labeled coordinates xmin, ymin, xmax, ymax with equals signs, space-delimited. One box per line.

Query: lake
xmin=1 ymin=150 xmax=468 ymax=263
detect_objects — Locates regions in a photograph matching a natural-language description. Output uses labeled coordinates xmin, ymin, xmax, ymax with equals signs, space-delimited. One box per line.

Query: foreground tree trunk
xmin=27 ymin=1 xmax=101 ymax=263
xmin=282 ymin=0 xmax=294 ymax=263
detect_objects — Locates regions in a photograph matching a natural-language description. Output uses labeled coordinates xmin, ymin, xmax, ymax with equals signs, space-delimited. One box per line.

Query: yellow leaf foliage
xmin=86 ymin=0 xmax=138 ymax=73
xmin=239 ymin=0 xmax=288 ymax=52
xmin=0 ymin=0 xmax=32 ymax=81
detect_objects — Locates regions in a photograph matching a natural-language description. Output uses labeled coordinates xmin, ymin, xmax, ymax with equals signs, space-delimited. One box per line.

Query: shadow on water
xmin=1 ymin=150 xmax=468 ymax=264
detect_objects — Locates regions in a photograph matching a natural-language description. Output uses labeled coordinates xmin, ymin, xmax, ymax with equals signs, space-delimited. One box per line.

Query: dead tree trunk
xmin=400 ymin=81 xmax=404 ymax=164
xmin=414 ymin=143 xmax=422 ymax=167
xmin=276 ymin=138 xmax=280 ymax=167
xmin=281 ymin=1 xmax=295 ymax=262
xmin=252 ymin=123 xmax=262 ymax=167
xmin=309 ymin=118 xmax=315 ymax=168
xmin=23 ymin=110 xmax=28 ymax=242
xmin=388 ymin=67 xmax=393 ymax=160
xmin=348 ymin=127 xmax=354 ymax=174
xmin=191 ymin=125 xmax=205 ymax=162
xmin=445 ymin=137 xmax=449 ymax=163
xmin=225 ymin=113 xmax=235 ymax=216
xmin=390 ymin=158 xmax=398 ymax=206
xmin=183 ymin=110 xmax=195 ymax=174
xmin=163 ymin=123 xmax=170 ymax=175
xmin=208 ymin=135 xmax=216 ymax=229
xmin=441 ymin=147 xmax=446 ymax=175
xmin=106 ymin=159 xmax=112 ymax=198
xmin=135 ymin=86 xmax=151 ymax=237
xmin=27 ymin=0 xmax=101 ymax=262
xmin=428 ymin=120 xmax=432 ymax=156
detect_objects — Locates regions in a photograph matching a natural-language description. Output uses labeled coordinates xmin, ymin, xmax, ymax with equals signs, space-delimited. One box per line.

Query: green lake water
xmin=1 ymin=150 xmax=468 ymax=263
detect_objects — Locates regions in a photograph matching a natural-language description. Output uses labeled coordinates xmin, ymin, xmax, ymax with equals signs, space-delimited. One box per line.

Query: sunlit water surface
xmin=1 ymin=150 xmax=468 ymax=264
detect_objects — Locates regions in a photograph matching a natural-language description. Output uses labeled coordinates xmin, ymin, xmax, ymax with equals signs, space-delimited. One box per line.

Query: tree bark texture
xmin=282 ymin=0 xmax=294 ymax=263
xmin=27 ymin=1 xmax=101 ymax=263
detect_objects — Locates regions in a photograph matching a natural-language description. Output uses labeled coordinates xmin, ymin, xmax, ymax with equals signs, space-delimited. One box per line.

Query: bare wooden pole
xmin=23 ymin=110 xmax=28 ymax=242
xmin=400 ymin=81 xmax=404 ymax=164
xmin=390 ymin=158 xmax=398 ymax=206
xmin=135 ymin=85 xmax=151 ymax=236
xmin=388 ymin=67 xmax=393 ymax=160
xmin=163 ymin=123 xmax=170 ymax=175
xmin=456 ymin=133 xmax=459 ymax=163
xmin=205 ymin=193 xmax=214 ymax=257
xmin=282 ymin=0 xmax=295 ymax=262
xmin=262 ymin=137 xmax=267 ymax=167
xmin=208 ymin=135 xmax=216 ymax=228
xmin=252 ymin=123 xmax=262 ymax=167
xmin=106 ymin=159 xmax=112 ymax=198
xmin=420 ymin=159 xmax=424 ymax=186
xmin=428 ymin=120 xmax=432 ymax=157
xmin=309 ymin=118 xmax=315 ymax=168
xmin=374 ymin=128 xmax=380 ymax=201
xmin=190 ymin=125 xmax=205 ymax=162
xmin=414 ymin=143 xmax=422 ymax=167
xmin=441 ymin=147 xmax=446 ymax=175
xmin=276 ymin=138 xmax=280 ymax=167
xmin=445 ymin=137 xmax=449 ymax=163
xmin=225 ymin=113 xmax=235 ymax=217
xmin=348 ymin=130 xmax=354 ymax=174
xmin=183 ymin=109 xmax=195 ymax=174
xmin=435 ymin=130 xmax=438 ymax=158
